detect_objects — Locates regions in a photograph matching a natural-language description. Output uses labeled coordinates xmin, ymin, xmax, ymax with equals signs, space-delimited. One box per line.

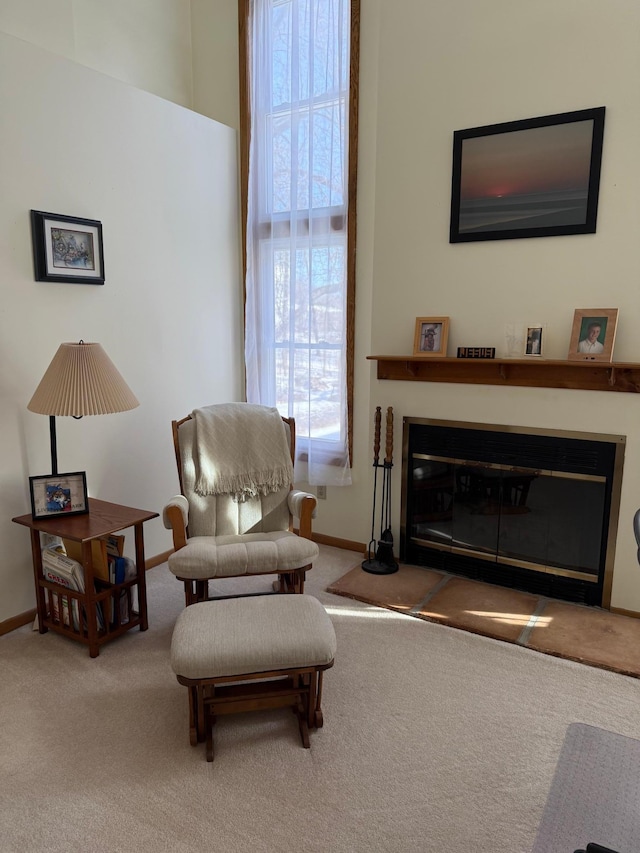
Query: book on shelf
xmin=104 ymin=534 xmax=125 ymax=558
xmin=61 ymin=535 xmax=125 ymax=625
xmin=108 ymin=555 xmax=130 ymax=585
xmin=110 ymin=557 xmax=137 ymax=625
xmin=61 ymin=537 xmax=109 ymax=582
xmin=41 ymin=549 xmax=82 ymax=629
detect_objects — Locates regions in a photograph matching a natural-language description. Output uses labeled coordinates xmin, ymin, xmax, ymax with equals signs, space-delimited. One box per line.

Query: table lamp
xmin=28 ymin=341 xmax=139 ymax=475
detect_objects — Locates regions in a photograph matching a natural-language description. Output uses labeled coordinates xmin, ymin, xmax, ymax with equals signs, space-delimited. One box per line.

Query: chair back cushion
xmin=177 ymin=418 xmax=291 ymax=537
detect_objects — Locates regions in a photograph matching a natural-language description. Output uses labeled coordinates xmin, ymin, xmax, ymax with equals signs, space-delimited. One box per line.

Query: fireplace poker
xmin=362 ymin=406 xmax=398 ymax=575
xmin=375 ymin=407 xmax=397 ymax=568
xmin=363 ymin=406 xmax=381 ymax=564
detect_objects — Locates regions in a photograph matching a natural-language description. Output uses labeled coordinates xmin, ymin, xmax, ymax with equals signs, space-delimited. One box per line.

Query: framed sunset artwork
xmin=449 ymin=107 xmax=606 ymax=243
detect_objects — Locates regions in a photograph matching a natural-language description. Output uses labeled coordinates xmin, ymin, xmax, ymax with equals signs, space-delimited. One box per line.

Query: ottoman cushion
xmin=170 ymin=594 xmax=336 ymax=680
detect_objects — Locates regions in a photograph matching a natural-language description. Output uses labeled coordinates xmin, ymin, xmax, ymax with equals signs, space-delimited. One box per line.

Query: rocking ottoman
xmin=170 ymin=594 xmax=336 ymax=761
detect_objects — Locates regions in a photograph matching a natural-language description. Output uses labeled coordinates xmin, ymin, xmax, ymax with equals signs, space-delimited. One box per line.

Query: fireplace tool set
xmin=362 ymin=406 xmax=398 ymax=575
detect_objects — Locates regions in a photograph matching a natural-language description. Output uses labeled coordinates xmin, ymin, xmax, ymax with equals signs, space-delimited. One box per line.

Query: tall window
xmin=240 ymin=0 xmax=359 ymax=486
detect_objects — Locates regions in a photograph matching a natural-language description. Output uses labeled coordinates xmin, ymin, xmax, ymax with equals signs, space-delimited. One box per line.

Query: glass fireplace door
xmin=408 ymin=455 xmax=606 ymax=581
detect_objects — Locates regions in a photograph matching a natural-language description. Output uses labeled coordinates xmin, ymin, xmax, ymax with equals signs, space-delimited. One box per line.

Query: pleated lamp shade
xmin=28 ymin=342 xmax=139 ymax=416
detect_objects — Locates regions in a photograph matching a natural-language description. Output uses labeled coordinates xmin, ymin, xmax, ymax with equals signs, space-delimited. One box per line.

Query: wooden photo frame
xmin=449 ymin=107 xmax=606 ymax=243
xmin=413 ymin=317 xmax=450 ymax=357
xmin=567 ymin=309 xmax=618 ymax=362
xmin=31 ymin=210 xmax=105 ymax=284
xmin=29 ymin=471 xmax=89 ymax=520
xmin=524 ymin=325 xmax=544 ymax=357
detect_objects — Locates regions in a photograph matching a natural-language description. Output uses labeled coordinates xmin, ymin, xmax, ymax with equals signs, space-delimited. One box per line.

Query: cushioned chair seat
xmin=168 ymin=531 xmax=319 ymax=580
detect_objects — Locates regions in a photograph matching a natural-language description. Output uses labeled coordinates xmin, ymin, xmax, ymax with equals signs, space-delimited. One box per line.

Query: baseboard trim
xmin=311 ymin=532 xmax=366 ymax=553
xmin=610 ymin=606 xmax=640 ymax=619
xmin=0 ymin=608 xmax=37 ymax=636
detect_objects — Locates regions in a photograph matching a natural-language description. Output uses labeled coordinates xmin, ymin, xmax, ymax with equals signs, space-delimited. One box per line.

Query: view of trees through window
xmin=243 ymin=0 xmax=357 ymax=482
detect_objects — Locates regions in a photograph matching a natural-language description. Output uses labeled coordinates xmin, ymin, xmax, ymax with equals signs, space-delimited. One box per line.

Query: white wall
xmin=0 ymin=0 xmax=193 ymax=107
xmin=190 ymin=0 xmax=240 ymax=129
xmin=0 ymin=30 xmax=242 ymax=622
xmin=309 ymin=0 xmax=640 ymax=612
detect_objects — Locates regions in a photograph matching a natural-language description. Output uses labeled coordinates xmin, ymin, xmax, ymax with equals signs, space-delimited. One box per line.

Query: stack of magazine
xmin=41 ymin=546 xmax=105 ymax=631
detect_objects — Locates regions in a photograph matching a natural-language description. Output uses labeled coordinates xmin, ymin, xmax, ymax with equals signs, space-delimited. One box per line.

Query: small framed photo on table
xmin=413 ymin=317 xmax=450 ymax=356
xmin=29 ymin=472 xmax=89 ymax=520
xmin=567 ymin=309 xmax=618 ymax=362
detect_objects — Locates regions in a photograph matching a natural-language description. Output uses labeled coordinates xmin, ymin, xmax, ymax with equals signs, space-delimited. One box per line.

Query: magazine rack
xmin=13 ymin=498 xmax=158 ymax=657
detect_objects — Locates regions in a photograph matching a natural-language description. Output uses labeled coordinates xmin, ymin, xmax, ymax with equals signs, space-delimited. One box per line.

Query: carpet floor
xmin=327 ymin=563 xmax=640 ymax=678
xmin=5 ymin=545 xmax=640 ymax=852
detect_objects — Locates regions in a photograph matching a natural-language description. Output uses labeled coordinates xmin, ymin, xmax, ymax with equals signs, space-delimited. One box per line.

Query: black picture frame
xmin=30 ymin=210 xmax=105 ymax=284
xmin=29 ymin=471 xmax=89 ymax=520
xmin=449 ymin=107 xmax=606 ymax=243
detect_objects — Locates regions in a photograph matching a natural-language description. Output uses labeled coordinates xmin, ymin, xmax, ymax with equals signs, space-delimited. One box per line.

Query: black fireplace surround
xmin=401 ymin=418 xmax=625 ymax=607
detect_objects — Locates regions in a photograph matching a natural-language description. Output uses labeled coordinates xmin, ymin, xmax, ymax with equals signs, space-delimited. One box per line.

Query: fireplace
xmin=400 ymin=418 xmax=625 ymax=607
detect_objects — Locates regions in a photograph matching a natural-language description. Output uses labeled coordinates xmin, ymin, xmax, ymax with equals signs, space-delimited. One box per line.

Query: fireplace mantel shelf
xmin=367 ymin=355 xmax=640 ymax=394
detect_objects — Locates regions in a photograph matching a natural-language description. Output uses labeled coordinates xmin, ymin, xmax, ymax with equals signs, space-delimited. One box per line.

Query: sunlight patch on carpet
xmin=465 ymin=610 xmax=553 ymax=627
xmin=324 ymin=603 xmax=415 ymax=621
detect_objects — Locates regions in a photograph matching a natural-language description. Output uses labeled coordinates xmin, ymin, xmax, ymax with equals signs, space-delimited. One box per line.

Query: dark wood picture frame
xmin=31 ymin=210 xmax=105 ymax=284
xmin=29 ymin=471 xmax=89 ymax=520
xmin=449 ymin=107 xmax=606 ymax=243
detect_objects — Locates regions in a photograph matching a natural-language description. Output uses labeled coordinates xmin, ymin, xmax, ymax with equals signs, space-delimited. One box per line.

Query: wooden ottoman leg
xmin=196 ymin=684 xmax=207 ymax=742
xmin=205 ymin=701 xmax=215 ymax=762
xmin=307 ymin=670 xmax=318 ymax=728
xmin=314 ymin=671 xmax=325 ymax=728
xmin=296 ymin=701 xmax=311 ymax=748
xmin=188 ymin=685 xmax=198 ymax=746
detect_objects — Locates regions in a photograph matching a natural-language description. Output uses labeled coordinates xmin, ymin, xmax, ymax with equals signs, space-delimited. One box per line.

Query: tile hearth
xmin=326 ymin=563 xmax=640 ymax=679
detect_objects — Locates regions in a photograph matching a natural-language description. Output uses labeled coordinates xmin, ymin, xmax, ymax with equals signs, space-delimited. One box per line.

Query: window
xmin=240 ymin=0 xmax=359 ymax=485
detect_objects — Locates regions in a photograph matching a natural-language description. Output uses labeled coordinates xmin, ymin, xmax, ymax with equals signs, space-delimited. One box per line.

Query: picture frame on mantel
xmin=30 ymin=210 xmax=105 ymax=284
xmin=567 ymin=308 xmax=618 ymax=362
xmin=524 ymin=325 xmax=544 ymax=357
xmin=449 ymin=106 xmax=606 ymax=243
xmin=413 ymin=316 xmax=450 ymax=357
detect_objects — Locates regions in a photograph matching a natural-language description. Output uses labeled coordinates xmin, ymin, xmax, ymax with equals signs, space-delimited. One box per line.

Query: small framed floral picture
xmin=30 ymin=210 xmax=105 ymax=284
xmin=29 ymin=472 xmax=89 ymax=520
xmin=413 ymin=317 xmax=450 ymax=357
xmin=567 ymin=309 xmax=618 ymax=362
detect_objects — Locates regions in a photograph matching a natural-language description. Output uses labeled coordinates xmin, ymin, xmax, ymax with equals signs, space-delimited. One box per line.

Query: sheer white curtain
xmin=244 ymin=0 xmax=352 ymax=486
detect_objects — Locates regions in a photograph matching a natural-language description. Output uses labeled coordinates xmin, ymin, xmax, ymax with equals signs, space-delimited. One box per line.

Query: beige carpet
xmin=327 ymin=562 xmax=640 ymax=678
xmin=3 ymin=545 xmax=640 ymax=853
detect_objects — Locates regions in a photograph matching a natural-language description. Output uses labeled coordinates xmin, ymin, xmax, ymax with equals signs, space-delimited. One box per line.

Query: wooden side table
xmin=13 ymin=498 xmax=159 ymax=657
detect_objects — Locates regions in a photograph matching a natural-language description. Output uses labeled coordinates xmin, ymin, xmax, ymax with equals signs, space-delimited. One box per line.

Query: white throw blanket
xmin=192 ymin=403 xmax=294 ymax=501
